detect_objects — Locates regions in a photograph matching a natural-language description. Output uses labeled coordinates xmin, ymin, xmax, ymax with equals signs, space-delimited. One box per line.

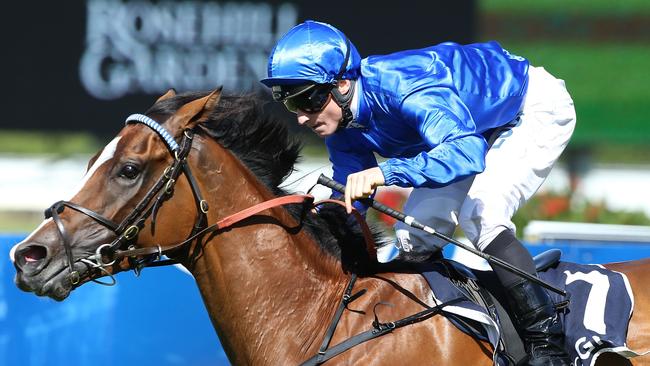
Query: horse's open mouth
xmin=15 ymin=262 xmax=89 ymax=301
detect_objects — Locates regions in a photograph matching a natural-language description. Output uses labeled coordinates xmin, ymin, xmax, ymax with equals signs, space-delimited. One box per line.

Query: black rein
xmin=45 ymin=116 xmax=208 ymax=286
xmin=44 ymin=114 xmax=452 ymax=366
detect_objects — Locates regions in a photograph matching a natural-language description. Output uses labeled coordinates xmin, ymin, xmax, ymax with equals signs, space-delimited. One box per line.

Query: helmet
xmin=260 ymin=20 xmax=361 ymax=87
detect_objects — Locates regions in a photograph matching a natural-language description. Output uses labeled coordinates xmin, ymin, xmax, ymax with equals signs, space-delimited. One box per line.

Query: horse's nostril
xmin=14 ymin=244 xmax=52 ymax=275
xmin=18 ymin=245 xmax=48 ymax=264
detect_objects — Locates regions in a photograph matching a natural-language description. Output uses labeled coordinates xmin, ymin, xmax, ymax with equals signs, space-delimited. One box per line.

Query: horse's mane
xmin=146 ymin=91 xmax=386 ymax=273
xmin=149 ymin=91 xmax=300 ymax=194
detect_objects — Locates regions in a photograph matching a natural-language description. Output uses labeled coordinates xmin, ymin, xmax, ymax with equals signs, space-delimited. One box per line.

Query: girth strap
xmin=314 ymin=274 xmax=361 ymax=364
xmin=300 ymin=298 xmax=456 ymax=366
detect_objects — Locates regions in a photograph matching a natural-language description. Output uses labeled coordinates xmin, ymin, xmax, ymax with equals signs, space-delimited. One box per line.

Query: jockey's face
xmin=296 ymin=80 xmax=350 ymax=138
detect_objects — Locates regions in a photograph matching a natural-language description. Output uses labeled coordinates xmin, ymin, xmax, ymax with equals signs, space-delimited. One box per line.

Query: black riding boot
xmin=485 ymin=230 xmax=571 ymax=365
xmin=505 ymin=279 xmax=572 ymax=366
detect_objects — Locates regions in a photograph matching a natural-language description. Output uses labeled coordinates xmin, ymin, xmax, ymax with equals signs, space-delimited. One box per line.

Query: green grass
xmin=498 ymin=42 xmax=650 ymax=102
xmin=488 ymin=41 xmax=650 ymax=146
xmin=0 ymin=130 xmax=101 ymax=155
xmin=0 ymin=211 xmax=43 ymax=233
xmin=481 ymin=0 xmax=650 ymax=15
xmin=588 ymin=145 xmax=650 ymax=164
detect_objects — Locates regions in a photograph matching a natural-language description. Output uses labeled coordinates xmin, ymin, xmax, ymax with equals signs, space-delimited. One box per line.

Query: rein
xmin=46 ymin=113 xmax=441 ymax=365
xmin=112 ymin=194 xmax=317 ymax=262
xmin=46 ymin=114 xmax=207 ymax=285
xmin=44 ymin=114 xmax=373 ymax=289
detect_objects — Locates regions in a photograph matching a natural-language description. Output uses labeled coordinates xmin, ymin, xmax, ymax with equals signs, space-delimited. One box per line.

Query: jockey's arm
xmin=378 ymin=88 xmax=488 ymax=188
xmin=325 ymin=133 xmax=378 ymax=215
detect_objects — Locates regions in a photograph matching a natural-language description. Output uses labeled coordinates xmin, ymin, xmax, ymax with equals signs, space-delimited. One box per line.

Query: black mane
xmin=147 ymin=92 xmax=301 ymax=196
xmin=146 ymin=91 xmax=385 ymax=272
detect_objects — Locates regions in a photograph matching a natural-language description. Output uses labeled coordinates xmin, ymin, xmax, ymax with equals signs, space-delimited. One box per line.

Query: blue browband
xmin=125 ymin=114 xmax=180 ymax=152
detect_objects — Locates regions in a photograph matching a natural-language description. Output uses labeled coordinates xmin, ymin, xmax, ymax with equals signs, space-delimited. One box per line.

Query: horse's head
xmin=11 ymin=88 xmax=222 ymax=300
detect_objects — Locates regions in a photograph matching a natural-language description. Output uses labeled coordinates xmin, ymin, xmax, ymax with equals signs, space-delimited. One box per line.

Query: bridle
xmin=43 ymin=112 xmax=445 ymax=365
xmin=45 ymin=114 xmax=214 ymax=286
xmin=45 ymin=113 xmax=318 ymax=287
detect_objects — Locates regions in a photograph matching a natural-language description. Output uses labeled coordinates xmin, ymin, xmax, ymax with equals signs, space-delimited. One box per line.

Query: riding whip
xmin=317 ymin=174 xmax=566 ymax=297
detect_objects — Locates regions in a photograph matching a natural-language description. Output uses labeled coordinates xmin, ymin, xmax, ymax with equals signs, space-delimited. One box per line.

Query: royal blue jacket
xmin=326 ymin=41 xmax=529 ymax=189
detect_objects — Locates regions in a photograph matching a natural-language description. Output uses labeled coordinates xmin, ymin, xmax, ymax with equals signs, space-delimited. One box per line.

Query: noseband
xmin=45 ymin=114 xmax=210 ymax=286
xmin=45 ymin=114 xmax=320 ymax=288
xmin=42 ymin=114 xmax=397 ymax=366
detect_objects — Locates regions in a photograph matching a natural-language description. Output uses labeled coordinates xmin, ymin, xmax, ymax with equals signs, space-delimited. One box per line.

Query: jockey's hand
xmin=344 ymin=167 xmax=385 ymax=214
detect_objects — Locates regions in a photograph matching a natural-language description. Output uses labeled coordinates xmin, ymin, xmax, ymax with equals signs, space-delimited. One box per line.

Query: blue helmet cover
xmin=261 ymin=20 xmax=361 ymax=87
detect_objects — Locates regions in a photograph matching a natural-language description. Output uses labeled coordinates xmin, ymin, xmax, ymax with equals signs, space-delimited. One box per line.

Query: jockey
xmin=261 ymin=20 xmax=575 ymax=366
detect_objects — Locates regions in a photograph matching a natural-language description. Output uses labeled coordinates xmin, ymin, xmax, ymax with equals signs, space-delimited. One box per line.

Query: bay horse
xmin=10 ymin=89 xmax=650 ymax=365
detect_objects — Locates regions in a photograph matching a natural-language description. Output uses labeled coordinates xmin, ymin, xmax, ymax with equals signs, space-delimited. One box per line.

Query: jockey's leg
xmin=483 ymin=229 xmax=536 ymax=287
xmin=459 ymin=66 xmax=575 ymax=365
xmin=485 ymin=229 xmax=570 ymax=366
xmin=393 ymin=177 xmax=473 ymax=260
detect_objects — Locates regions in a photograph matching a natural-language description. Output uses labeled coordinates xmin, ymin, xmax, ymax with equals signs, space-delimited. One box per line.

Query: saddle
xmin=424 ymin=249 xmax=563 ymax=366
xmin=366 ymin=247 xmax=562 ymax=365
xmin=307 ymin=204 xmax=636 ymax=365
xmin=307 ymin=225 xmax=635 ymax=366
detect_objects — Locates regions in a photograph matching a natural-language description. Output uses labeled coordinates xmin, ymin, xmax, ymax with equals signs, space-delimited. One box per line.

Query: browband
xmin=125 ymin=114 xmax=180 ymax=152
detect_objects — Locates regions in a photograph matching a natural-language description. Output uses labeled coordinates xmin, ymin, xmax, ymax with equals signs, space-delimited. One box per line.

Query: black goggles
xmin=272 ymin=84 xmax=333 ymax=114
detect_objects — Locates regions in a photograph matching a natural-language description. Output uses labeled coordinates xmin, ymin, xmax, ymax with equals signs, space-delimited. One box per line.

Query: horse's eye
xmin=119 ymin=164 xmax=140 ymax=180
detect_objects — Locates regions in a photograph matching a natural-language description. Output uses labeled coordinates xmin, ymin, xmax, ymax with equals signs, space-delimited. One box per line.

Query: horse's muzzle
xmin=13 ymin=243 xmax=50 ymax=276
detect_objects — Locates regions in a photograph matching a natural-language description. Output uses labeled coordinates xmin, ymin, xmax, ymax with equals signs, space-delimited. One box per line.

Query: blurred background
xmin=1 ymin=1 xmax=648 ymax=365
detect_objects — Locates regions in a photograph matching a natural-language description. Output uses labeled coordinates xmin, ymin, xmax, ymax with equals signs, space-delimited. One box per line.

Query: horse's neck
xmin=188 ymin=150 xmax=346 ymax=364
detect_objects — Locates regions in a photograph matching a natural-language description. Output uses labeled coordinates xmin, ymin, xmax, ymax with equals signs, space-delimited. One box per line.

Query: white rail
xmin=524 ymin=220 xmax=650 ymax=243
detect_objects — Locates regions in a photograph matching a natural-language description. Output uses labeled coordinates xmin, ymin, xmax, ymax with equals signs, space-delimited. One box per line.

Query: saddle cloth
xmin=421 ymin=260 xmax=649 ymax=366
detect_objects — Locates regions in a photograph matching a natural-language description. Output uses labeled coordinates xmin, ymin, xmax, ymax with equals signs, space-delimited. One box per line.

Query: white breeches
xmin=394 ymin=66 xmax=576 ymax=252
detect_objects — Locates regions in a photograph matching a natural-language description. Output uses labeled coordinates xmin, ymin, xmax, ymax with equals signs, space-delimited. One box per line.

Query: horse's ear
xmin=156 ymin=88 xmax=177 ymax=103
xmin=171 ymin=87 xmax=222 ymax=130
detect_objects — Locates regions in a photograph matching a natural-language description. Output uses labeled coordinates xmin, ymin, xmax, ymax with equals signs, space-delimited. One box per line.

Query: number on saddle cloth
xmin=539 ymin=261 xmax=638 ymax=365
xmin=421 ymin=250 xmax=638 ymax=366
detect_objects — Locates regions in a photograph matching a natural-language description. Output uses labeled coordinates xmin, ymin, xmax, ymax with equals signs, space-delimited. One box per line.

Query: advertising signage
xmin=3 ymin=1 xmax=474 ymax=137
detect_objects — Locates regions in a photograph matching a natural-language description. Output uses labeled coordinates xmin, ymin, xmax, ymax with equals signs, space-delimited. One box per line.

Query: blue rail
xmin=1 ymin=234 xmax=229 ymax=366
xmin=3 ymin=234 xmax=650 ymax=366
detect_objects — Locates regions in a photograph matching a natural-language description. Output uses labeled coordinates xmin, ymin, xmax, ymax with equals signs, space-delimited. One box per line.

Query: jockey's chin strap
xmin=45 ymin=113 xmax=376 ymax=288
xmin=331 ymin=37 xmax=357 ymax=130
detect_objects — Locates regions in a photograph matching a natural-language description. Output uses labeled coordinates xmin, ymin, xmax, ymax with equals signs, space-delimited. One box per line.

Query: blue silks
xmin=261 ymin=20 xmax=361 ymax=86
xmin=326 ymin=41 xmax=529 ymax=188
xmin=261 ymin=20 xmax=530 ymax=191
